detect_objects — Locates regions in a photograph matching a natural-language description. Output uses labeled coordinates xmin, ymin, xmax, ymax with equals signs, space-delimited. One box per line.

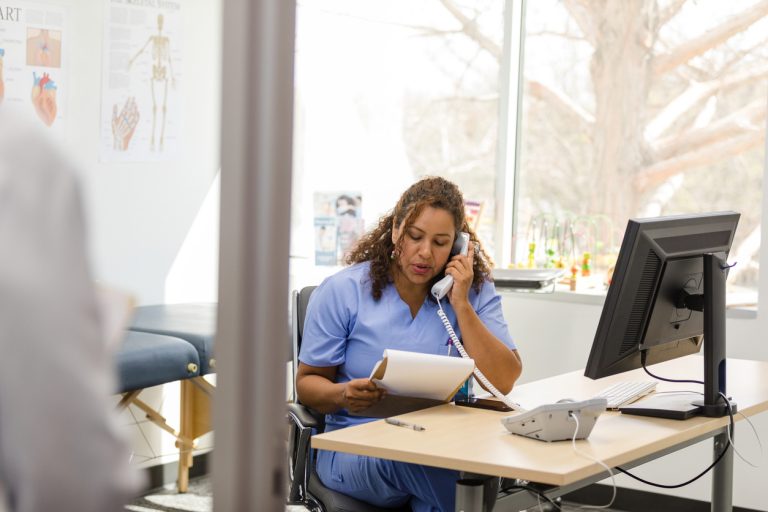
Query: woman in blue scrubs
xmin=297 ymin=176 xmax=522 ymax=512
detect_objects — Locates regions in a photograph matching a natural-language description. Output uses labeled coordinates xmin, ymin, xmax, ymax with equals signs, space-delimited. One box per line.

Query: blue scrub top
xmin=299 ymin=261 xmax=516 ymax=432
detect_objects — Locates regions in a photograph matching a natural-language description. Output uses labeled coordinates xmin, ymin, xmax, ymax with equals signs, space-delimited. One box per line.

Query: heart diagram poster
xmin=0 ymin=3 xmax=68 ymax=129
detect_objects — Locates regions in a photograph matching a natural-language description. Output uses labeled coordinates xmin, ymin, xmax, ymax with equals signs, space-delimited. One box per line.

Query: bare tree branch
xmin=645 ymin=63 xmax=768 ymax=139
xmin=438 ymin=0 xmax=501 ymax=60
xmin=407 ymin=25 xmax=464 ymax=38
xmin=527 ymin=78 xmax=594 ymax=126
xmin=658 ymin=0 xmax=688 ymax=27
xmin=562 ymin=0 xmax=596 ymax=46
xmin=653 ymin=99 xmax=767 ymax=159
xmin=653 ymin=0 xmax=768 ymax=76
xmin=635 ymin=131 xmax=765 ymax=192
xmin=527 ymin=29 xmax=585 ymax=42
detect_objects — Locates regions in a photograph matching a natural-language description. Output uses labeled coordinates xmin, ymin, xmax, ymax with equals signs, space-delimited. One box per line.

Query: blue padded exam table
xmin=125 ymin=303 xmax=217 ymax=492
xmin=129 ymin=303 xmax=216 ymax=375
xmin=116 ymin=331 xmax=200 ymax=393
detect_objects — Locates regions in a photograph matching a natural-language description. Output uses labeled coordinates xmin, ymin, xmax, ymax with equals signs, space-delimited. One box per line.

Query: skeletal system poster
xmin=100 ymin=0 xmax=182 ymax=162
xmin=0 ymin=3 xmax=68 ymax=129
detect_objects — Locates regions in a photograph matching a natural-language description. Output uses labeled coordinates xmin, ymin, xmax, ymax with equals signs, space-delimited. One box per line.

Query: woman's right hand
xmin=342 ymin=378 xmax=386 ymax=412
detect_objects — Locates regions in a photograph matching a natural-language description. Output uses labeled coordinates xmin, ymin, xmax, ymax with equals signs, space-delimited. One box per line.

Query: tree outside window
xmin=514 ymin=0 xmax=766 ymax=301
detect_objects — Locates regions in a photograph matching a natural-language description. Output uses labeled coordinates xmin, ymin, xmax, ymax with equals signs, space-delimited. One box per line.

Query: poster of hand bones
xmin=0 ymin=2 xmax=68 ymax=129
xmin=100 ymin=0 xmax=182 ymax=162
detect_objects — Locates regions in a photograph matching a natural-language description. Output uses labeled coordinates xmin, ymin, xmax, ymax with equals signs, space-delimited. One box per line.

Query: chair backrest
xmin=288 ymin=285 xmax=413 ymax=512
xmin=296 ymin=286 xmax=316 ymax=346
xmin=291 ymin=286 xmax=317 ymax=401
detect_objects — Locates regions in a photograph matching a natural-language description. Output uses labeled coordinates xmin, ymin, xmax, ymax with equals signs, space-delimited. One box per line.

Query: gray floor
xmin=125 ymin=476 xmax=306 ymax=511
xmin=126 ymin=476 xmax=212 ymax=512
xmin=125 ymin=475 xmax=619 ymax=511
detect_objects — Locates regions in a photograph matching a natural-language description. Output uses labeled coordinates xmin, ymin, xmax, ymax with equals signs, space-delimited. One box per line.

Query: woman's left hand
xmin=446 ymin=241 xmax=474 ymax=306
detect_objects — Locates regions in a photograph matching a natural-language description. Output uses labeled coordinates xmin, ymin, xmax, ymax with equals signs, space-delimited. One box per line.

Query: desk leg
xmin=711 ymin=430 xmax=733 ymax=512
xmin=455 ymin=478 xmax=484 ymax=512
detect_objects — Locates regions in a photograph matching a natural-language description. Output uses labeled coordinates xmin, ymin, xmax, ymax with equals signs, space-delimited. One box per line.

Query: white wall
xmin=42 ymin=0 xmax=222 ymax=471
xmin=54 ymin=0 xmax=222 ymax=306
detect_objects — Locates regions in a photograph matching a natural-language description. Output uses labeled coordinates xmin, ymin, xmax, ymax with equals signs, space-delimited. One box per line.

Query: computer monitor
xmin=584 ymin=211 xmax=740 ymax=418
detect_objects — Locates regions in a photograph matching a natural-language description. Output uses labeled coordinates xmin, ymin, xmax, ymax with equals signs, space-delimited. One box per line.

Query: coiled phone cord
xmin=436 ymin=299 xmax=524 ymax=412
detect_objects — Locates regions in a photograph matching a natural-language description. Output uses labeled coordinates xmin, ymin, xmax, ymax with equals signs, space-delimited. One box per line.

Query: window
xmin=292 ymin=1 xmax=767 ymax=306
xmin=292 ymin=0 xmax=507 ymax=285
xmin=514 ymin=0 xmax=767 ymax=303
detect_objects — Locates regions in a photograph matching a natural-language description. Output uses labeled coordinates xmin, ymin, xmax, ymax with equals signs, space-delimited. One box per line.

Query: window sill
xmin=497 ymin=283 xmax=757 ymax=319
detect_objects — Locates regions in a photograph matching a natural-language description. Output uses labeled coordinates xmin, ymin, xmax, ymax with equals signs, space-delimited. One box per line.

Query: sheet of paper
xmin=370 ymin=349 xmax=475 ymax=401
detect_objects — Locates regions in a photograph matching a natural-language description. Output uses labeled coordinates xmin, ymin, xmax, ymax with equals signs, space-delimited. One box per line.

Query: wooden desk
xmin=312 ymin=356 xmax=768 ymax=511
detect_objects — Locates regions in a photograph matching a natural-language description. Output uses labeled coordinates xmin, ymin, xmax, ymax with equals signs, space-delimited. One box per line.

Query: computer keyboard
xmin=594 ymin=381 xmax=657 ymax=409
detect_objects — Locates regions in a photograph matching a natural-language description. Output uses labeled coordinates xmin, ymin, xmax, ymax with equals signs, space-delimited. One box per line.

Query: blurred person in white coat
xmin=0 ymin=107 xmax=144 ymax=512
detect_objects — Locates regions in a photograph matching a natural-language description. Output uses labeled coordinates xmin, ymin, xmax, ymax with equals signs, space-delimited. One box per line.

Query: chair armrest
xmin=286 ymin=402 xmax=325 ymax=504
xmin=287 ymin=402 xmax=324 ymax=429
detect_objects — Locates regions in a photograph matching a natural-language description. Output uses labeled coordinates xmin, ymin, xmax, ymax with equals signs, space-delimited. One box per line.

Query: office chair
xmin=287 ymin=286 xmax=411 ymax=512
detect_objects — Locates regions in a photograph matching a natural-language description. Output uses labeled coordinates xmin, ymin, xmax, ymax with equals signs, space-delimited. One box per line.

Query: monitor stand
xmin=619 ymin=394 xmax=702 ymax=420
xmin=623 ymin=253 xmax=736 ymax=420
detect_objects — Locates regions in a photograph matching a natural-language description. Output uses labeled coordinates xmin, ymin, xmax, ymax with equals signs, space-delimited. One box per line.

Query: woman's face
xmin=392 ymin=206 xmax=456 ymax=288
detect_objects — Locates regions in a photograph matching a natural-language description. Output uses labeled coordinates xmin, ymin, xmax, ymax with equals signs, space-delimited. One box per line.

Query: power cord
xmin=650 ymin=391 xmax=764 ymax=468
xmin=499 ymin=482 xmax=561 ymax=511
xmin=732 ymin=411 xmax=764 ymax=468
xmin=569 ymin=413 xmax=617 ymax=510
xmin=503 ymin=414 xmax=618 ymax=511
xmin=612 ymin=356 xmax=735 ymax=488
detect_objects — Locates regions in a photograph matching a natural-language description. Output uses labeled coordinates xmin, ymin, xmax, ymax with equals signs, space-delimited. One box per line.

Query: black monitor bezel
xmin=584 ymin=212 xmax=740 ymax=380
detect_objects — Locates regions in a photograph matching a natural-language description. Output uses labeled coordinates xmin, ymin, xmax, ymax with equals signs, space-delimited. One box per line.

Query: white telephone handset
xmin=431 ymin=232 xmax=470 ymax=300
xmin=432 ymin=232 xmax=525 ymax=412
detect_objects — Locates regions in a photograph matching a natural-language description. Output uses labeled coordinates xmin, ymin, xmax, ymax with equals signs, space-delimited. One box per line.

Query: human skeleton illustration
xmin=128 ymin=14 xmax=174 ymax=151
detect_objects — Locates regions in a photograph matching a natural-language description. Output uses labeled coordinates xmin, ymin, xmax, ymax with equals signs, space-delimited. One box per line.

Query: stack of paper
xmin=352 ymin=349 xmax=475 ymax=417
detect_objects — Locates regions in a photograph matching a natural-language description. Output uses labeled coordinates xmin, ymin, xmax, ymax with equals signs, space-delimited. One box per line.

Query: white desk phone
xmin=430 ymin=232 xmax=607 ymax=442
xmin=431 ymin=232 xmax=471 ymax=300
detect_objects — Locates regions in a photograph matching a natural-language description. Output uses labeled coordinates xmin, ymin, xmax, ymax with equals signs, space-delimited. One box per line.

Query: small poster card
xmin=313 ymin=191 xmax=364 ymax=265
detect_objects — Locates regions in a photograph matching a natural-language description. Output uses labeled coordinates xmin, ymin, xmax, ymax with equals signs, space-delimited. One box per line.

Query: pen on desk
xmin=385 ymin=418 xmax=426 ymax=431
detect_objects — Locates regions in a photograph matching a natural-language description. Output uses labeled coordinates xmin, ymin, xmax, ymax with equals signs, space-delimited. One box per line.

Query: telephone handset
xmin=431 ymin=231 xmax=525 ymax=413
xmin=431 ymin=232 xmax=470 ymax=300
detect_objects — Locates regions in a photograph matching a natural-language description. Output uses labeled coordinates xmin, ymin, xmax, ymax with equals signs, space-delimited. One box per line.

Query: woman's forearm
xmin=452 ymin=302 xmax=522 ymax=394
xmin=296 ymin=373 xmax=346 ymax=413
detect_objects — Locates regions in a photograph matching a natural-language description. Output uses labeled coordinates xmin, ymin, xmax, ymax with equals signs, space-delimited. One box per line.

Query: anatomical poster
xmin=0 ymin=2 xmax=68 ymax=129
xmin=99 ymin=0 xmax=182 ymax=162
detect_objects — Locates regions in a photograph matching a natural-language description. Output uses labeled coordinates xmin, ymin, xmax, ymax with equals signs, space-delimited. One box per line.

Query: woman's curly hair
xmin=345 ymin=176 xmax=494 ymax=300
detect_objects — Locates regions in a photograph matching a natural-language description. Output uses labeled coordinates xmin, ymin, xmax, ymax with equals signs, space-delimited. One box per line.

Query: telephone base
xmin=500 ymin=398 xmax=607 ymax=442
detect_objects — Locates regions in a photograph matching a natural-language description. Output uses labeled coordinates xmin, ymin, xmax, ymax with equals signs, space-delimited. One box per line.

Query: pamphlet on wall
xmin=313 ymin=191 xmax=364 ymax=265
xmin=464 ymin=200 xmax=484 ymax=230
xmin=313 ymin=216 xmax=337 ymax=266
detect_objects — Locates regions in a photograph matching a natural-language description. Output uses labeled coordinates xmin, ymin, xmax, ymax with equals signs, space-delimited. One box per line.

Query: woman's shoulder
xmin=316 ymin=262 xmax=371 ymax=295
xmin=331 ymin=261 xmax=370 ymax=282
xmin=470 ymin=273 xmax=499 ymax=301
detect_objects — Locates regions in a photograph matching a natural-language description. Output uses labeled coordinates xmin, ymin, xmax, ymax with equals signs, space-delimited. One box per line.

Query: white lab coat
xmin=0 ymin=108 xmax=144 ymax=512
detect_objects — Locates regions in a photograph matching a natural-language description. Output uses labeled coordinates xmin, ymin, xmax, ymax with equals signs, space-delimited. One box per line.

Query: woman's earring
xmin=390 ymin=250 xmax=395 ymax=260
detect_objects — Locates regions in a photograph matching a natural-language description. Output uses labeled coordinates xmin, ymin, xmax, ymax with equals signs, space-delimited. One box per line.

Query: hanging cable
xmin=570 ymin=413 xmax=617 ymax=510
xmin=615 ymin=357 xmax=734 ymax=488
xmin=436 ymin=298 xmax=524 ymax=412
